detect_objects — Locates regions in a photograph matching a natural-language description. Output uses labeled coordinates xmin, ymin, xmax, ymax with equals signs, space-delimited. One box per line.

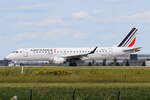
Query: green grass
xmin=0 ymin=66 xmax=150 ymax=99
xmin=0 ymin=83 xmax=150 ymax=100
xmin=0 ymin=66 xmax=150 ymax=83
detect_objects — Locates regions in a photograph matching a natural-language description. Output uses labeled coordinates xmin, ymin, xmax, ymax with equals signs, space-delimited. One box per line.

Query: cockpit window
xmin=12 ymin=51 xmax=15 ymax=53
xmin=12 ymin=51 xmax=19 ymax=53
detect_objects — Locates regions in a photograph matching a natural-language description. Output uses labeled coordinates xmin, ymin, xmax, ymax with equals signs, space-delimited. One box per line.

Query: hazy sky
xmin=0 ymin=0 xmax=150 ymax=59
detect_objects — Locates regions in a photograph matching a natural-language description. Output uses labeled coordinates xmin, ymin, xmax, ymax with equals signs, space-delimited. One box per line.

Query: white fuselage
xmin=5 ymin=28 xmax=141 ymax=65
xmin=5 ymin=47 xmax=129 ymax=63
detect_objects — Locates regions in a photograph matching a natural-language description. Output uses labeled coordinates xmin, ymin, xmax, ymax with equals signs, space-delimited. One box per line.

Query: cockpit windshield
xmin=12 ymin=51 xmax=19 ymax=53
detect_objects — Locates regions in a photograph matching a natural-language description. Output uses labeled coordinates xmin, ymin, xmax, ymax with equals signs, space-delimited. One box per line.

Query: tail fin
xmin=117 ymin=28 xmax=138 ymax=47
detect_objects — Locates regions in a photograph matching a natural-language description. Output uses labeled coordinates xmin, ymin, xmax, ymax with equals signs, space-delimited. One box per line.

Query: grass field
xmin=0 ymin=66 xmax=150 ymax=100
xmin=0 ymin=66 xmax=150 ymax=83
xmin=0 ymin=83 xmax=150 ymax=100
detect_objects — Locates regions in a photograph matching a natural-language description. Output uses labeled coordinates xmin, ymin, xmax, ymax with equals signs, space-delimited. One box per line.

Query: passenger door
xmin=23 ymin=49 xmax=28 ymax=57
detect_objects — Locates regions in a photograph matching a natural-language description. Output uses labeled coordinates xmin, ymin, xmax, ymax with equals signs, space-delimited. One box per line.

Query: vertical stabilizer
xmin=118 ymin=28 xmax=138 ymax=47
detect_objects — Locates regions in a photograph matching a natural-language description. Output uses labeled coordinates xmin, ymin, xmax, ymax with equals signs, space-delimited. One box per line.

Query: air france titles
xmin=30 ymin=49 xmax=54 ymax=54
xmin=30 ymin=49 xmax=53 ymax=52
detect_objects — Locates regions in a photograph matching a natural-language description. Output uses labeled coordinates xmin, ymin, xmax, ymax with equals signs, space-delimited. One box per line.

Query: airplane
xmin=5 ymin=28 xmax=141 ymax=66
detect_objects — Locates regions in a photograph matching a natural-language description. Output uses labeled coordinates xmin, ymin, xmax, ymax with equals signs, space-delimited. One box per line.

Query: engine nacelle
xmin=49 ymin=57 xmax=65 ymax=64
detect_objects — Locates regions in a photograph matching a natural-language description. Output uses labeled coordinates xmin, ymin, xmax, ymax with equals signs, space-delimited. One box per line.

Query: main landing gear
xmin=69 ymin=62 xmax=77 ymax=66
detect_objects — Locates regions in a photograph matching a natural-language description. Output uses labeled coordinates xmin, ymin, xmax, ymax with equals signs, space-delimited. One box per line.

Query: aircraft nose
xmin=4 ymin=54 xmax=13 ymax=61
xmin=4 ymin=56 xmax=10 ymax=60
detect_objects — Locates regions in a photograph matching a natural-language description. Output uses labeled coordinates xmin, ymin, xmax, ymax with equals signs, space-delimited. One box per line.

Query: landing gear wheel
xmin=69 ymin=62 xmax=77 ymax=66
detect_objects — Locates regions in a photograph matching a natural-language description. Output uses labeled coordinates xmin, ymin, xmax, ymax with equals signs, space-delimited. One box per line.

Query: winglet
xmin=89 ymin=46 xmax=98 ymax=54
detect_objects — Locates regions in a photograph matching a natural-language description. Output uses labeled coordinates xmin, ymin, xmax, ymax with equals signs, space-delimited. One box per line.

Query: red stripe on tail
xmin=128 ymin=37 xmax=136 ymax=47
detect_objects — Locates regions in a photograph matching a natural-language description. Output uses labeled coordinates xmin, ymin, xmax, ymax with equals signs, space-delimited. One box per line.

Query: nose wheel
xmin=8 ymin=61 xmax=21 ymax=67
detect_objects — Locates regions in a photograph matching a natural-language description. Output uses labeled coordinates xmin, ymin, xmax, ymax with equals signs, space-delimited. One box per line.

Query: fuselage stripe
xmin=122 ymin=31 xmax=136 ymax=47
xmin=118 ymin=28 xmax=137 ymax=47
xmin=128 ymin=37 xmax=136 ymax=47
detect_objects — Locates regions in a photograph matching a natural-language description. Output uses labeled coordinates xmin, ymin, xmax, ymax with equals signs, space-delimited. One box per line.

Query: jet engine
xmin=49 ymin=57 xmax=65 ymax=64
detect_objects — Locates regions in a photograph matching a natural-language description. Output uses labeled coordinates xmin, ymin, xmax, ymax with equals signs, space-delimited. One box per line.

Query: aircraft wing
xmin=123 ymin=47 xmax=142 ymax=53
xmin=63 ymin=47 xmax=98 ymax=60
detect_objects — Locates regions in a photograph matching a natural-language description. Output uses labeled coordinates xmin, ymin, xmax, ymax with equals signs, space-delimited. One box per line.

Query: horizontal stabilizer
xmin=123 ymin=47 xmax=142 ymax=53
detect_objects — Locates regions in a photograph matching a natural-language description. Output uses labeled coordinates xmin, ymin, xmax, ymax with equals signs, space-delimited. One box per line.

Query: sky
xmin=0 ymin=0 xmax=150 ymax=59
